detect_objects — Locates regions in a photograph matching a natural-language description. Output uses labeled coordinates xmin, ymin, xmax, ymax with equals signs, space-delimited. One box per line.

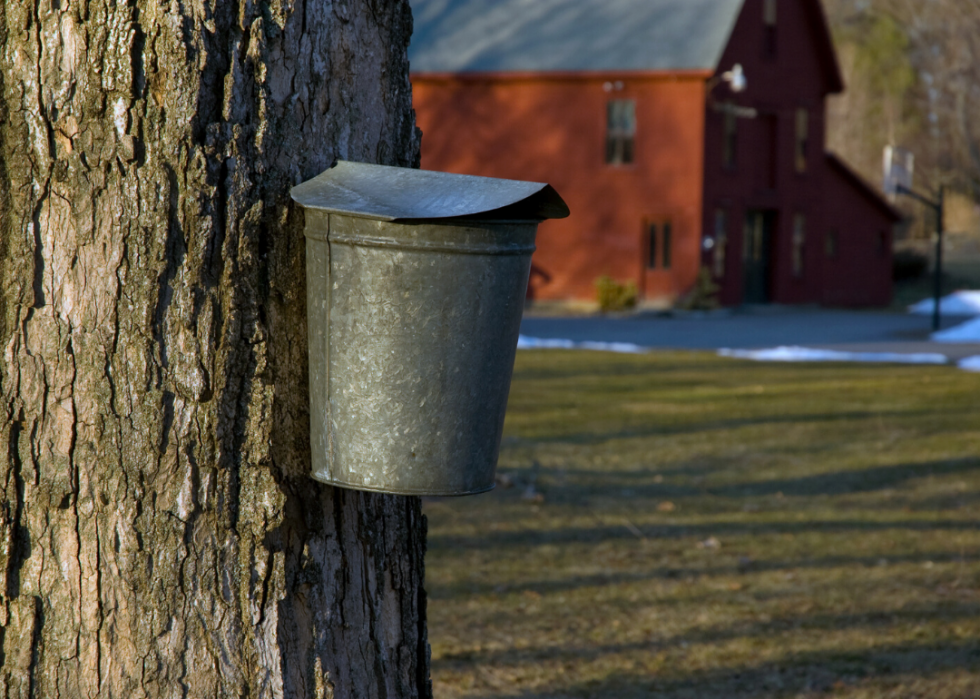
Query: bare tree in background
xmin=0 ymin=1 xmax=431 ymax=697
xmin=827 ymin=0 xmax=980 ymax=207
xmin=905 ymin=1 xmax=980 ymax=198
xmin=827 ymin=9 xmax=916 ymax=182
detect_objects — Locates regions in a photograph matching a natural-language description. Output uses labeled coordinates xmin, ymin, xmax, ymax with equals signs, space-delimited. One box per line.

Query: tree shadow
xmin=428 ymin=515 xmax=980 ymax=552
xmin=427 ymin=549 xmax=978 ymax=601
xmin=707 ymin=457 xmax=980 ymax=498
xmin=502 ymin=407 xmax=949 ymax=448
xmin=434 ymin=601 xmax=980 ymax=669
xmin=460 ymin=639 xmax=980 ymax=698
xmin=428 ymin=456 xmax=980 ymax=553
xmin=492 ymin=455 xmax=980 ymax=505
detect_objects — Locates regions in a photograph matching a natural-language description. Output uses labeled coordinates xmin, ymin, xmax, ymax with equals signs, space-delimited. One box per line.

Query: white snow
xmin=718 ymin=346 xmax=948 ymax=365
xmin=577 ymin=341 xmax=646 ymax=354
xmin=931 ymin=316 xmax=980 ymax=343
xmin=517 ymin=335 xmax=646 ymax=353
xmin=519 ymin=338 xmax=977 ymax=370
xmin=959 ymin=356 xmax=980 ymax=372
xmin=908 ymin=290 xmax=980 ymax=316
xmin=516 ymin=335 xmax=575 ymax=350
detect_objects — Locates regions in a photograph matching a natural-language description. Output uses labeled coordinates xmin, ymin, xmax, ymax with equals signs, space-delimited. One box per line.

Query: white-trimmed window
xmin=723 ymin=107 xmax=737 ymax=169
xmin=795 ymin=108 xmax=809 ymax=173
xmin=792 ymin=213 xmax=806 ymax=277
xmin=763 ymin=0 xmax=777 ymax=59
xmin=646 ymin=220 xmax=673 ymax=269
xmin=714 ymin=209 xmax=728 ymax=277
xmin=606 ymin=100 xmax=635 ymax=165
xmin=825 ymin=229 xmax=839 ymax=258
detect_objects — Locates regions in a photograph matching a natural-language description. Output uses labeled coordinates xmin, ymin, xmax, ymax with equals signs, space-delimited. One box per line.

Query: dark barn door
xmin=743 ymin=210 xmax=775 ymax=303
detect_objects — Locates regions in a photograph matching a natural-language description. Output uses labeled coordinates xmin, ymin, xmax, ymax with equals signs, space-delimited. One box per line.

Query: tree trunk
xmin=0 ymin=1 xmax=428 ymax=697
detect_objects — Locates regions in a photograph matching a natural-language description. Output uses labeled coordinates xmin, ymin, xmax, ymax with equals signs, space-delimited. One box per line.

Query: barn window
xmin=606 ymin=100 xmax=635 ymax=165
xmin=646 ymin=220 xmax=673 ymax=269
xmin=792 ymin=213 xmax=806 ymax=277
xmin=714 ymin=209 xmax=728 ymax=277
xmin=723 ymin=107 xmax=737 ymax=169
xmin=763 ymin=0 xmax=777 ymax=59
xmin=795 ymin=108 xmax=809 ymax=173
xmin=647 ymin=224 xmax=657 ymax=268
xmin=825 ymin=228 xmax=839 ymax=258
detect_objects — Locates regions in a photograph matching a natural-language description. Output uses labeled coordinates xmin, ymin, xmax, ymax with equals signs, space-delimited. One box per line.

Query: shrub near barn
xmin=595 ymin=276 xmax=639 ymax=312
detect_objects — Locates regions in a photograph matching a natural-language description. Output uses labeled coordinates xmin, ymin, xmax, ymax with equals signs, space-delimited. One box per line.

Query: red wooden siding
xmin=820 ymin=156 xmax=895 ymax=306
xmin=703 ymin=0 xmax=836 ymax=305
xmin=413 ymin=74 xmax=708 ymax=302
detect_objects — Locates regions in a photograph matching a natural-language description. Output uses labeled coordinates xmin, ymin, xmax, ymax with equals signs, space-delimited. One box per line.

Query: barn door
xmin=743 ymin=210 xmax=774 ymax=303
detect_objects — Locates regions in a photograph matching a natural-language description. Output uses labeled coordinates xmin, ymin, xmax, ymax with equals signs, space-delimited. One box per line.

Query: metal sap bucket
xmin=291 ymin=161 xmax=569 ymax=496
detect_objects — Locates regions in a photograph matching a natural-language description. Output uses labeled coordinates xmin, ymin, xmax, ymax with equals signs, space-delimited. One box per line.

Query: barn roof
xmin=826 ymin=152 xmax=903 ymax=223
xmin=409 ymin=0 xmax=745 ymax=74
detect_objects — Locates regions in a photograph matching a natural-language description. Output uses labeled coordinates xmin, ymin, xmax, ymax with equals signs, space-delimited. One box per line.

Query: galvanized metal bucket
xmin=291 ymin=161 xmax=569 ymax=496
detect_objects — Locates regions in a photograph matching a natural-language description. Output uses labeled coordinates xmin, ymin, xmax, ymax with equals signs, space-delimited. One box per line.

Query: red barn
xmin=409 ymin=0 xmax=901 ymax=307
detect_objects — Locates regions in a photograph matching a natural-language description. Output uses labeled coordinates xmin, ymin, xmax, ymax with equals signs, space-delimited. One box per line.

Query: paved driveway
xmin=520 ymin=307 xmax=980 ymax=360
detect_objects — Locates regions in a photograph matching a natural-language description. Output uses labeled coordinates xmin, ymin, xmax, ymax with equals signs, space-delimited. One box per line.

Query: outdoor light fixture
xmin=707 ymin=63 xmax=757 ymax=118
xmin=707 ymin=63 xmax=747 ymax=94
xmin=724 ymin=64 xmax=747 ymax=93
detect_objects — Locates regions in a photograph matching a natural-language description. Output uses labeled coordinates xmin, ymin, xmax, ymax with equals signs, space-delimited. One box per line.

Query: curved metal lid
xmin=290 ymin=160 xmax=570 ymax=222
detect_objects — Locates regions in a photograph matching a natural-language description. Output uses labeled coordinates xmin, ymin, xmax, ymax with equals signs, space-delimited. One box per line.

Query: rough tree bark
xmin=0 ymin=1 xmax=429 ymax=697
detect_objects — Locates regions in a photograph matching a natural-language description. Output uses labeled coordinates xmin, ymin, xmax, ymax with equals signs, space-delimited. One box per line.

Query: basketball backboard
xmin=883 ymin=146 xmax=914 ymax=197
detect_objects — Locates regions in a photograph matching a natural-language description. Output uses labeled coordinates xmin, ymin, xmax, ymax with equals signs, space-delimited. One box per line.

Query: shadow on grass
xmin=428 ymin=516 xmax=980 ymax=552
xmin=708 ymin=457 xmax=980 ymax=498
xmin=490 ymin=456 xmax=980 ymax=507
xmin=461 ymin=639 xmax=980 ymax=698
xmin=435 ymin=602 xmax=980 ymax=670
xmin=429 ymin=458 xmax=980 ymax=553
xmin=504 ymin=407 xmax=947 ymax=446
xmin=427 ymin=550 xmax=978 ymax=601
xmin=901 ymin=492 xmax=980 ymax=512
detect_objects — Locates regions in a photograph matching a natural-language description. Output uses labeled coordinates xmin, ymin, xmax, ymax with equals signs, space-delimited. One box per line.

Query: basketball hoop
xmin=883 ymin=145 xmax=914 ymax=198
xmin=882 ymin=145 xmax=946 ymax=333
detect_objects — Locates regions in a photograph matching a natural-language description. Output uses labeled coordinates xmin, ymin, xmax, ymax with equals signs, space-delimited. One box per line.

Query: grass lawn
xmin=422 ymin=350 xmax=980 ymax=698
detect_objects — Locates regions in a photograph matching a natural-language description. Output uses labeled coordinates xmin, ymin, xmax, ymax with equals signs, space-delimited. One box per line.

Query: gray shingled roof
xmin=409 ymin=0 xmax=746 ymax=74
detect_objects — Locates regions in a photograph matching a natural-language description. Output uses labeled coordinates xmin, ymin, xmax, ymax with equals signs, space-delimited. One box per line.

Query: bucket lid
xmin=290 ymin=160 xmax=570 ymax=222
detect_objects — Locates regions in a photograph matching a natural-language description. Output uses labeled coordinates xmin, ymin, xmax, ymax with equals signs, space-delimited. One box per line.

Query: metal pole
xmin=932 ymin=186 xmax=944 ymax=333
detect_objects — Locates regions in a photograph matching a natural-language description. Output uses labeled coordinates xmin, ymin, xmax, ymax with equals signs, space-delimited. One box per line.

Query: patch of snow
xmin=959 ymin=356 xmax=980 ymax=372
xmin=577 ymin=341 xmax=646 ymax=354
xmin=518 ymin=338 xmax=973 ymax=370
xmin=718 ymin=346 xmax=948 ymax=365
xmin=517 ymin=335 xmax=645 ymax=354
xmin=517 ymin=336 xmax=576 ymax=350
xmin=931 ymin=316 xmax=980 ymax=343
xmin=908 ymin=290 xmax=980 ymax=316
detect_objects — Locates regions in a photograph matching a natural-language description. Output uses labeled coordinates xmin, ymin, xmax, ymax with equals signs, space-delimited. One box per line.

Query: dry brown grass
xmin=423 ymin=350 xmax=980 ymax=698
